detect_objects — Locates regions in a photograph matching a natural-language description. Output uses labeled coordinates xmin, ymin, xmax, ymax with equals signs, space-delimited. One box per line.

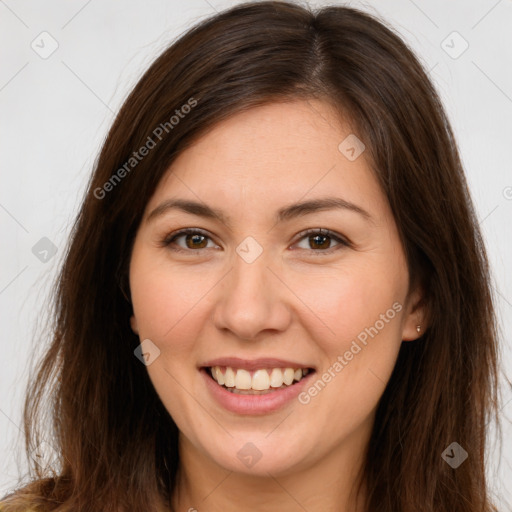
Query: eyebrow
xmin=146 ymin=196 xmax=373 ymax=227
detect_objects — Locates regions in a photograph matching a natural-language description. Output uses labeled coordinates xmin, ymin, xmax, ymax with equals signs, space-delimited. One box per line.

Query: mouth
xmin=199 ymin=357 xmax=316 ymax=414
xmin=202 ymin=365 xmax=315 ymax=395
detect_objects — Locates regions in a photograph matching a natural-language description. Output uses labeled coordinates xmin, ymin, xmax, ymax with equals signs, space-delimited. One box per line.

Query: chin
xmin=196 ymin=433 xmax=312 ymax=477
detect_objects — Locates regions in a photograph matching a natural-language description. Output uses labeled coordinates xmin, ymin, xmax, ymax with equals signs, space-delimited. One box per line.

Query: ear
xmin=130 ymin=314 xmax=139 ymax=335
xmin=401 ymin=284 xmax=428 ymax=341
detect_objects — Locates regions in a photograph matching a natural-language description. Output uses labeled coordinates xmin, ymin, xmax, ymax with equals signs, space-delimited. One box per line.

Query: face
xmin=129 ymin=99 xmax=424 ymax=478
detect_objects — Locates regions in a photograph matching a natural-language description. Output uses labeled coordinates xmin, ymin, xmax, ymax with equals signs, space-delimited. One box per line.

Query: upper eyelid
xmin=163 ymin=227 xmax=218 ymax=246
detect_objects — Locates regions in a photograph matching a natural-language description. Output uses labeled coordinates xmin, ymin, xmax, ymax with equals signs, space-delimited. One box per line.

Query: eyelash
xmin=161 ymin=227 xmax=350 ymax=255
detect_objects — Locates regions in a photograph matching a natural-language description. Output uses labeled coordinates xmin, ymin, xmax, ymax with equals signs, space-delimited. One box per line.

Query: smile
xmin=199 ymin=357 xmax=316 ymax=414
xmin=208 ymin=366 xmax=312 ymax=394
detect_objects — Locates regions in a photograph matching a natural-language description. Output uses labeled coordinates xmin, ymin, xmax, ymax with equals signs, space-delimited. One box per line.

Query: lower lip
xmin=200 ymin=368 xmax=315 ymax=415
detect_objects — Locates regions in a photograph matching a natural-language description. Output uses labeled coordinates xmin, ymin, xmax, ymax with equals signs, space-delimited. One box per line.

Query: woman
xmin=0 ymin=2 xmax=501 ymax=511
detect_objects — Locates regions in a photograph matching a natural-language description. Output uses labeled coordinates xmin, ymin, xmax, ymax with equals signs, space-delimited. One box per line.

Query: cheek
xmin=288 ymin=260 xmax=405 ymax=352
xmin=129 ymin=252 xmax=212 ymax=410
xmin=291 ymin=260 xmax=406 ymax=428
xmin=129 ymin=251 xmax=212 ymax=349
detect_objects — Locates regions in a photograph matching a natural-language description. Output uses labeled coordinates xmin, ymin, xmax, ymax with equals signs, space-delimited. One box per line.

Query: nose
xmin=212 ymin=251 xmax=292 ymax=341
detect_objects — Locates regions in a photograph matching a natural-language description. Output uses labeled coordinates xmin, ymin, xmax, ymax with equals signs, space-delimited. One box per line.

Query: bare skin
xmin=129 ymin=99 xmax=426 ymax=512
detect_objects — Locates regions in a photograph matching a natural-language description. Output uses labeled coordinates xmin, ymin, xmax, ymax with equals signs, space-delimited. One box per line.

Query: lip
xmin=200 ymin=357 xmax=315 ymax=372
xmin=200 ymin=366 xmax=316 ymax=415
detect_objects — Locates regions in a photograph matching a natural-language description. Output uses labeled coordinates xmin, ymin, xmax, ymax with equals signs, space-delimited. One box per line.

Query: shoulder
xmin=0 ymin=504 xmax=39 ymax=512
xmin=0 ymin=492 xmax=41 ymax=512
xmin=1 ymin=477 xmax=68 ymax=512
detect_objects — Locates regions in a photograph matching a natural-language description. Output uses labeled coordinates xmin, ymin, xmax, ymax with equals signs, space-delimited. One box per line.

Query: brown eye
xmin=184 ymin=233 xmax=208 ymax=249
xmin=308 ymin=233 xmax=331 ymax=250
xmin=294 ymin=229 xmax=349 ymax=253
xmin=163 ymin=228 xmax=219 ymax=252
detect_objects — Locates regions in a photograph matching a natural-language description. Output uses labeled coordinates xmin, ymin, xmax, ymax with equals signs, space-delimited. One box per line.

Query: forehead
xmin=145 ymin=100 xmax=387 ymax=222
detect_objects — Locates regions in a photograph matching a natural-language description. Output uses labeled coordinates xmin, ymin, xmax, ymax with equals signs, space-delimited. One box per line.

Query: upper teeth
xmin=210 ymin=366 xmax=310 ymax=391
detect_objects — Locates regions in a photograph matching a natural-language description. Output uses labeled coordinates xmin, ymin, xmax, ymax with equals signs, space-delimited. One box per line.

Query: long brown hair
xmin=1 ymin=2 xmax=501 ymax=511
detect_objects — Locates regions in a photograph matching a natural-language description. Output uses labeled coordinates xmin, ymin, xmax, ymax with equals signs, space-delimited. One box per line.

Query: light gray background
xmin=1 ymin=0 xmax=511 ymax=508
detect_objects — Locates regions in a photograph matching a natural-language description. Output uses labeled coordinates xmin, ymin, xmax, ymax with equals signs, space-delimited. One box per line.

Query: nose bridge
xmin=213 ymin=241 xmax=291 ymax=339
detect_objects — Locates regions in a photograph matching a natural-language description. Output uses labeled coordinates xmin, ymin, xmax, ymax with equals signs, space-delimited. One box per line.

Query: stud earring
xmin=416 ymin=325 xmax=421 ymax=333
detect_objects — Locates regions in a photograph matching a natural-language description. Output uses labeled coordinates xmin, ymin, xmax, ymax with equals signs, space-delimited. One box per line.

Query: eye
xmin=292 ymin=228 xmax=350 ymax=253
xmin=162 ymin=228 xmax=219 ymax=252
xmin=161 ymin=227 xmax=350 ymax=254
